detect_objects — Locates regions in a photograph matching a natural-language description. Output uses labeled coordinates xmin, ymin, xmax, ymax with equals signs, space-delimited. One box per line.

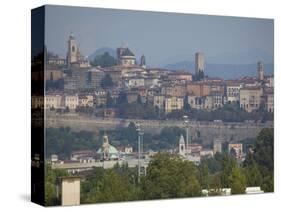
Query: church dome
xmin=97 ymin=134 xmax=119 ymax=160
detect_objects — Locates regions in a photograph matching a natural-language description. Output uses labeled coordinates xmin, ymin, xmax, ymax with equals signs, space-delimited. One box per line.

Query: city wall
xmin=46 ymin=113 xmax=273 ymax=145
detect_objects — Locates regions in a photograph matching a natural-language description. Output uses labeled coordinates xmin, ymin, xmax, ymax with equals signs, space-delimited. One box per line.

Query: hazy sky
xmin=45 ymin=5 xmax=274 ymax=67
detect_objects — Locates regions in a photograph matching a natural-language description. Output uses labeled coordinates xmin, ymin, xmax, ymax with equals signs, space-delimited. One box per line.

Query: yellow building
xmin=240 ymin=87 xmax=263 ymax=112
xmin=60 ymin=177 xmax=80 ymax=206
xmin=165 ymin=96 xmax=183 ymax=114
xmin=31 ymin=95 xmax=44 ymax=109
xmin=45 ymin=94 xmax=63 ymax=109
xmin=64 ymin=94 xmax=79 ymax=109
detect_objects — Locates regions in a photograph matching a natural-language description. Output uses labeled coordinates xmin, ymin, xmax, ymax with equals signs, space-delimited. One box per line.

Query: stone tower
xmin=67 ymin=33 xmax=79 ymax=67
xmin=179 ymin=134 xmax=186 ymax=157
xmin=257 ymin=61 xmax=264 ymax=81
xmin=140 ymin=55 xmax=146 ymax=68
xmin=195 ymin=52 xmax=204 ymax=80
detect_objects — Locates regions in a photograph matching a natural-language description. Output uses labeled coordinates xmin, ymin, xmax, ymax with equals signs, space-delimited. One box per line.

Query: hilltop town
xmin=32 ymin=33 xmax=274 ymax=118
xmin=31 ymin=33 xmax=274 ymax=170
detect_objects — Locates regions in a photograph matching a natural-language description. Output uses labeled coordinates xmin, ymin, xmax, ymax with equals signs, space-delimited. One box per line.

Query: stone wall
xmin=46 ymin=113 xmax=273 ymax=145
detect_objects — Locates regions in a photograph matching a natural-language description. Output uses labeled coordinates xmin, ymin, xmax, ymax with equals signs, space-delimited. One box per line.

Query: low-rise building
xmin=45 ymin=94 xmax=63 ymax=109
xmin=226 ymin=83 xmax=242 ymax=104
xmin=64 ymin=94 xmax=79 ymax=109
xmin=240 ymin=87 xmax=263 ymax=112
xmin=167 ymin=71 xmax=193 ymax=82
xmin=264 ymin=90 xmax=274 ymax=113
xmin=165 ymin=96 xmax=184 ymax=113
xmin=188 ymin=95 xmax=213 ymax=110
xmin=228 ymin=143 xmax=243 ymax=159
xmin=78 ymin=95 xmax=94 ymax=107
xmin=93 ymin=90 xmax=107 ymax=107
xmin=31 ymin=95 xmax=44 ymax=109
xmin=125 ymin=77 xmax=145 ymax=88
xmin=200 ymin=149 xmax=214 ymax=158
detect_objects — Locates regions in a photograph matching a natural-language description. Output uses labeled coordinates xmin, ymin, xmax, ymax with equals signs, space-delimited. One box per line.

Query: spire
xmin=179 ymin=134 xmax=185 ymax=144
xmin=69 ymin=32 xmax=75 ymax=40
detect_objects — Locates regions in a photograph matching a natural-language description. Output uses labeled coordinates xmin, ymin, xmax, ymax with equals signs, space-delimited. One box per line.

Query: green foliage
xmin=81 ymin=166 xmax=138 ymax=204
xmin=141 ymin=153 xmax=201 ymax=199
xmin=229 ymin=166 xmax=246 ymax=194
xmin=198 ymin=163 xmax=210 ymax=189
xmin=118 ymin=102 xmax=158 ymax=119
xmin=254 ymin=128 xmax=274 ymax=171
xmin=84 ymin=170 xmax=136 ymax=203
xmin=220 ymin=153 xmax=237 ymax=188
xmin=243 ymin=128 xmax=274 ymax=192
xmin=101 ymin=73 xmax=114 ymax=89
xmin=117 ymin=91 xmax=128 ymax=104
xmin=45 ymin=164 xmax=69 ymax=206
xmin=244 ymin=161 xmax=263 ymax=187
xmin=90 ymin=52 xmax=117 ymax=68
xmin=183 ymin=94 xmax=191 ymax=112
xmin=201 ymin=153 xmax=224 ymax=174
xmin=166 ymin=104 xmax=273 ymax=122
xmin=46 ymin=127 xmax=101 ymax=159
xmin=106 ymin=91 xmax=114 ymax=107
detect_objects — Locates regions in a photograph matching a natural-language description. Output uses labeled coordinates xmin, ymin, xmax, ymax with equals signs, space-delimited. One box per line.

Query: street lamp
xmin=136 ymin=122 xmax=143 ymax=184
xmin=183 ymin=115 xmax=189 ymax=155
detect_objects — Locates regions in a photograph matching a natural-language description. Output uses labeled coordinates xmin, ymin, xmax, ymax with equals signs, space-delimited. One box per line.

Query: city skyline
xmin=45 ymin=5 xmax=274 ymax=67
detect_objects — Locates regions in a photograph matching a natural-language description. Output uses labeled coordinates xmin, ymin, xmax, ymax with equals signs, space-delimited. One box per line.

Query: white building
xmin=125 ymin=77 xmax=145 ymax=88
xmin=226 ymin=84 xmax=242 ymax=104
xmin=64 ymin=94 xmax=79 ymax=109
xmin=45 ymin=94 xmax=63 ymax=109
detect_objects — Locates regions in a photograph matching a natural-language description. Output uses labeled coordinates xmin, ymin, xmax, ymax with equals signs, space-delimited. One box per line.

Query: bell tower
xmin=179 ymin=134 xmax=186 ymax=157
xmin=67 ymin=33 xmax=78 ymax=67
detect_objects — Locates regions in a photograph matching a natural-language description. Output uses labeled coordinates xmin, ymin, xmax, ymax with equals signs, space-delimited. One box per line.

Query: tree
xmin=101 ymin=73 xmax=114 ymax=89
xmin=82 ymin=168 xmax=137 ymax=203
xmin=90 ymin=52 xmax=117 ymax=68
xmin=183 ymin=94 xmax=191 ymax=112
xmin=199 ymin=162 xmax=210 ymax=189
xmin=243 ymin=128 xmax=274 ymax=192
xmin=220 ymin=153 xmax=236 ymax=188
xmin=254 ymin=128 xmax=274 ymax=171
xmin=45 ymin=164 xmax=69 ymax=206
xmin=106 ymin=91 xmax=114 ymax=107
xmin=229 ymin=166 xmax=246 ymax=194
xmin=244 ymin=161 xmax=263 ymax=187
xmin=117 ymin=91 xmax=128 ymax=104
xmin=141 ymin=153 xmax=201 ymax=199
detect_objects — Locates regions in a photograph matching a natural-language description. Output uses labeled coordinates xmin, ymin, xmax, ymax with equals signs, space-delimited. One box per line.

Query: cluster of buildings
xmin=32 ymin=33 xmax=274 ymax=116
xmin=177 ymin=123 xmax=245 ymax=164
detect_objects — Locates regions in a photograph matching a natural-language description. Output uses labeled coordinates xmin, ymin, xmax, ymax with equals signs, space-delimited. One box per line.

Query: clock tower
xmin=67 ymin=33 xmax=79 ymax=68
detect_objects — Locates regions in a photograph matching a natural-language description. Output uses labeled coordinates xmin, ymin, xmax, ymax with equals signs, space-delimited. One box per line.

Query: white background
xmin=0 ymin=0 xmax=279 ymax=211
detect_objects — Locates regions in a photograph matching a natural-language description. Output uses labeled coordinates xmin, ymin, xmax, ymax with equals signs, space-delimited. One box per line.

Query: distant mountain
xmin=88 ymin=47 xmax=116 ymax=61
xmin=164 ymin=61 xmax=274 ymax=79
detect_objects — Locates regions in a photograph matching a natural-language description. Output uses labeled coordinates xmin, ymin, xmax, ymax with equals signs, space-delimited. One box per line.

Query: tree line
xmin=45 ymin=128 xmax=273 ymax=205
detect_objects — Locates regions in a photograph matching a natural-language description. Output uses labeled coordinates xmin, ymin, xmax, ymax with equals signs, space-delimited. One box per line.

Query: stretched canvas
xmin=31 ymin=5 xmax=274 ymax=206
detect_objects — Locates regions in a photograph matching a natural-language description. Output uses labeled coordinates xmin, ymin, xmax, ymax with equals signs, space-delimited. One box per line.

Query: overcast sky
xmin=45 ymin=5 xmax=274 ymax=67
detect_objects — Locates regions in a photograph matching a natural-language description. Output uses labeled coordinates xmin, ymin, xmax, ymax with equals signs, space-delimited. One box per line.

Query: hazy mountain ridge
xmin=88 ymin=47 xmax=274 ymax=79
xmin=164 ymin=61 xmax=274 ymax=79
xmin=88 ymin=47 xmax=116 ymax=61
